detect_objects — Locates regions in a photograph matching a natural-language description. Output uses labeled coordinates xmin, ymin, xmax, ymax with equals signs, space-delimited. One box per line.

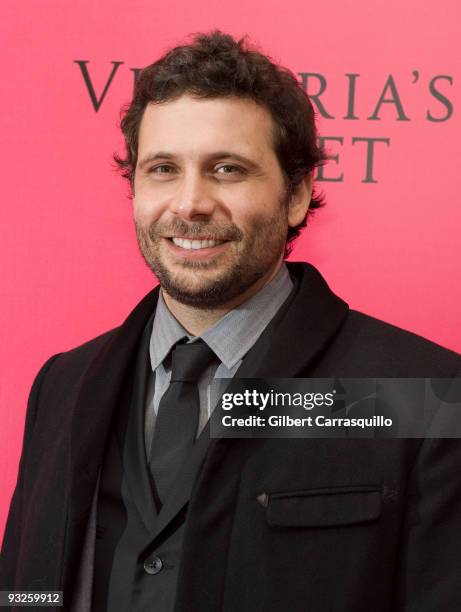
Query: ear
xmin=287 ymin=173 xmax=313 ymax=228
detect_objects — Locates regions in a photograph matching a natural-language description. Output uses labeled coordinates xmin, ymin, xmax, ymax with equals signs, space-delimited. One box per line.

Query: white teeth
xmin=172 ymin=237 xmax=224 ymax=249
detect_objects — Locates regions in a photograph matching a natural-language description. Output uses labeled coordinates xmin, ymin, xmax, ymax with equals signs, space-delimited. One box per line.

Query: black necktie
xmin=149 ymin=339 xmax=216 ymax=504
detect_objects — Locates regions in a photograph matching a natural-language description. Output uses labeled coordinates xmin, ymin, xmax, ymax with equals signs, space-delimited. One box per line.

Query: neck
xmin=162 ymin=261 xmax=284 ymax=336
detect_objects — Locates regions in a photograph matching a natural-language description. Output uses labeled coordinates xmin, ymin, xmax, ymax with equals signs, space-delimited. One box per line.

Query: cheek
xmin=133 ymin=193 xmax=165 ymax=225
xmin=231 ymin=193 xmax=285 ymax=230
xmin=223 ymin=188 xmax=266 ymax=224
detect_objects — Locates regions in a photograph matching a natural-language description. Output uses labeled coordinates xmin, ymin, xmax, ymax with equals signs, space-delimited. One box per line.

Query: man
xmin=1 ymin=31 xmax=461 ymax=612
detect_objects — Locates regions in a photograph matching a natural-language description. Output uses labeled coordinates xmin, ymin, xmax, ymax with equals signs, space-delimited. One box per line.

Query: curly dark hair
xmin=114 ymin=30 xmax=327 ymax=256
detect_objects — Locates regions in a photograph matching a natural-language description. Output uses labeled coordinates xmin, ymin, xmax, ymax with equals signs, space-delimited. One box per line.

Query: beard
xmin=135 ymin=198 xmax=289 ymax=309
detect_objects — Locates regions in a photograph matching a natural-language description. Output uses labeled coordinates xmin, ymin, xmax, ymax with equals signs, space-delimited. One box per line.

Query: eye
xmin=215 ymin=164 xmax=244 ymax=175
xmin=149 ymin=164 xmax=177 ymax=175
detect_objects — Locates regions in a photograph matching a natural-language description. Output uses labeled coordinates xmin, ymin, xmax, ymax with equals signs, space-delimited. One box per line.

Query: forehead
xmin=137 ymin=94 xmax=277 ymax=159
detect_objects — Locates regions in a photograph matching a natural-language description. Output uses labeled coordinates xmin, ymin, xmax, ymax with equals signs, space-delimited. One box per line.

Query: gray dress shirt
xmin=144 ymin=264 xmax=294 ymax=458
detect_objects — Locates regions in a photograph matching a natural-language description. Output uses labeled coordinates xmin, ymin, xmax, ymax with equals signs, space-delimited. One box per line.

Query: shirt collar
xmin=149 ymin=263 xmax=293 ymax=372
xmin=149 ymin=293 xmax=190 ymax=372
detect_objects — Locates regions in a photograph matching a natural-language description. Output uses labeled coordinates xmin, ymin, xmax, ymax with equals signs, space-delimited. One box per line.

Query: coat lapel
xmin=67 ymin=286 xmax=160 ymax=526
xmin=114 ymin=313 xmax=159 ymax=533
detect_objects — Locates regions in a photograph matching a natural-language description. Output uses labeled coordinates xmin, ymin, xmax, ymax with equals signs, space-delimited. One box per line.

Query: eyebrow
xmin=137 ymin=151 xmax=261 ymax=171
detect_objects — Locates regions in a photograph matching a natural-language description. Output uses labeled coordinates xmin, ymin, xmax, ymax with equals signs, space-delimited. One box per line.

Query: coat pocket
xmin=264 ymin=485 xmax=383 ymax=528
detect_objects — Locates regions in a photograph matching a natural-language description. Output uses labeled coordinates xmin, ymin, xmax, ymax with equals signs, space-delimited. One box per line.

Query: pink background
xmin=1 ymin=0 xmax=460 ymax=540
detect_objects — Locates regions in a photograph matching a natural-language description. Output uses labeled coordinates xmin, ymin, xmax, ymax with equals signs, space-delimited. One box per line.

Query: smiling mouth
xmin=169 ymin=237 xmax=228 ymax=250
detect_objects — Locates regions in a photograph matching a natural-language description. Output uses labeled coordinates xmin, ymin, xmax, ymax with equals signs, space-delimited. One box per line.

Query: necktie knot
xmin=170 ymin=339 xmax=216 ymax=382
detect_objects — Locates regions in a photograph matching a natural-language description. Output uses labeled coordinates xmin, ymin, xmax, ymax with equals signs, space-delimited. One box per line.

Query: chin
xmin=160 ymin=266 xmax=268 ymax=310
xmin=160 ymin=275 xmax=234 ymax=309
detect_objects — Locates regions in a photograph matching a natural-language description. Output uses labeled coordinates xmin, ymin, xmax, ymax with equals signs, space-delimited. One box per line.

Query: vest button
xmin=144 ymin=556 xmax=163 ymax=575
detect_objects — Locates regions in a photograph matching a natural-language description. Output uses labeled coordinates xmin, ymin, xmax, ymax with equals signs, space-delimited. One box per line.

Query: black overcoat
xmin=1 ymin=262 xmax=461 ymax=611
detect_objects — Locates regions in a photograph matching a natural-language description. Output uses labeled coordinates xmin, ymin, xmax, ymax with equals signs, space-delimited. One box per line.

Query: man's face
xmin=133 ymin=94 xmax=310 ymax=308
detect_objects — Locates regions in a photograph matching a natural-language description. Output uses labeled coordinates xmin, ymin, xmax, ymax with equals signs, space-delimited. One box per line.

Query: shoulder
xmin=288 ymin=262 xmax=460 ymax=376
xmin=34 ymin=327 xmax=120 ymax=391
xmin=31 ymin=286 xmax=160 ymax=395
xmin=336 ymin=309 xmax=461 ymax=376
xmin=55 ymin=327 xmax=119 ymax=363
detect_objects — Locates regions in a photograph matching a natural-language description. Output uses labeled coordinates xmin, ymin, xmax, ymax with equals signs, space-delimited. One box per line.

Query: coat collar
xmin=236 ymin=262 xmax=349 ymax=378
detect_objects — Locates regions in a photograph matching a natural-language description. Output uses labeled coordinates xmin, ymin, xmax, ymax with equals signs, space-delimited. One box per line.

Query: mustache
xmin=147 ymin=218 xmax=244 ymax=242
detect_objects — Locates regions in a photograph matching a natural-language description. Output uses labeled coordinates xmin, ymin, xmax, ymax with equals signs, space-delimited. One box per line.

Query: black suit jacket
xmin=1 ymin=262 xmax=461 ymax=611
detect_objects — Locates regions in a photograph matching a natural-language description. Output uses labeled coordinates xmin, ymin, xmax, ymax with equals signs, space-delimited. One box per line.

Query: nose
xmin=169 ymin=170 xmax=217 ymax=220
